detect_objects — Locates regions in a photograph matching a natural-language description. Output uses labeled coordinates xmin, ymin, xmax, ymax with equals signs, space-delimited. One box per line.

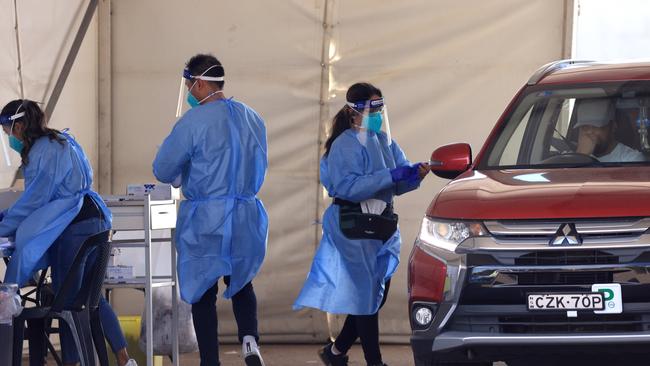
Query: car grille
xmin=484 ymin=218 xmax=650 ymax=244
xmin=448 ymin=312 xmax=650 ymax=334
xmin=516 ymin=271 xmax=613 ymax=285
xmin=499 ymin=313 xmax=646 ymax=333
xmin=447 ymin=304 xmax=650 ymax=334
xmin=513 ymin=250 xmax=618 ymax=285
xmin=450 ymin=218 xmax=650 ymax=335
xmin=514 ymin=250 xmax=619 ymax=266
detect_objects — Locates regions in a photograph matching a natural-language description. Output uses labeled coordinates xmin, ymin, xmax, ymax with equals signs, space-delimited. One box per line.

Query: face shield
xmin=347 ymin=97 xmax=392 ymax=146
xmin=175 ymin=65 xmax=225 ymax=117
xmin=0 ymin=128 xmax=12 ymax=167
xmin=0 ymin=108 xmax=25 ymax=167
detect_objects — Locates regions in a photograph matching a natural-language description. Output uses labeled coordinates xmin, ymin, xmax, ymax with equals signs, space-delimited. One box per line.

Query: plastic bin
xmin=108 ymin=316 xmax=162 ymax=366
xmin=0 ymin=283 xmax=21 ymax=324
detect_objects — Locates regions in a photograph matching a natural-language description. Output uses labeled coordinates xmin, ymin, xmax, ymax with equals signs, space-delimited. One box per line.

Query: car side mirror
xmin=430 ymin=143 xmax=472 ymax=179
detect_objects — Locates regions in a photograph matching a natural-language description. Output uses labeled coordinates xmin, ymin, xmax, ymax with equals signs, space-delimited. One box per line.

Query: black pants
xmin=334 ymin=280 xmax=391 ymax=365
xmin=191 ymin=276 xmax=259 ymax=366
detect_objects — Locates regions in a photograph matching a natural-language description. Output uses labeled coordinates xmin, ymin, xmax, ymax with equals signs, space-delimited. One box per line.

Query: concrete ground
xmin=24 ymin=345 xmax=400 ymax=365
xmin=155 ymin=346 xmax=645 ymax=366
xmin=28 ymin=344 xmax=507 ymax=365
xmin=25 ymin=345 xmax=405 ymax=365
xmin=22 ymin=344 xmax=648 ymax=366
xmin=157 ymin=345 xmax=509 ymax=366
xmin=161 ymin=344 xmax=417 ymax=366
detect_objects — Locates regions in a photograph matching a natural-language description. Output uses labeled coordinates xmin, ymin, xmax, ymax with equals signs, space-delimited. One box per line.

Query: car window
xmin=548 ymin=99 xmax=573 ymax=154
xmin=484 ymin=83 xmax=650 ymax=169
xmin=499 ymin=107 xmax=531 ymax=166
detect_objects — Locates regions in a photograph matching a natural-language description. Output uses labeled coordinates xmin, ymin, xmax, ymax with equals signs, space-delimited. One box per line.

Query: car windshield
xmin=482 ymin=81 xmax=650 ymax=169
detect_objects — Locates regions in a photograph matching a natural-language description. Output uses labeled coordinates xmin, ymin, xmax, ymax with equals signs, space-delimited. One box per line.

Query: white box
xmin=109 ymin=230 xmax=173 ymax=278
xmin=106 ymin=265 xmax=135 ymax=280
xmin=126 ymin=183 xmax=180 ymax=201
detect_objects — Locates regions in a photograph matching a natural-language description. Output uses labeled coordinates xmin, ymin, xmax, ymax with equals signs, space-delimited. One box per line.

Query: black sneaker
xmin=318 ymin=343 xmax=349 ymax=366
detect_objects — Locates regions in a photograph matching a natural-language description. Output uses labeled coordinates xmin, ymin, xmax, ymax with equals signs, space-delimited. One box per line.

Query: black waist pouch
xmin=71 ymin=195 xmax=101 ymax=225
xmin=335 ymin=198 xmax=398 ymax=242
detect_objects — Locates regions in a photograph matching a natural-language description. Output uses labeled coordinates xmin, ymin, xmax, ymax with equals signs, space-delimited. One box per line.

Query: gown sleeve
xmin=390 ymin=139 xmax=421 ymax=196
xmin=325 ymin=137 xmax=394 ymax=202
xmin=0 ymin=141 xmax=67 ymax=237
xmin=153 ymin=118 xmax=193 ymax=184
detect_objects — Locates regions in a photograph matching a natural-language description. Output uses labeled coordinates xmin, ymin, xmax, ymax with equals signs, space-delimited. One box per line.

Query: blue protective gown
xmin=153 ymin=98 xmax=268 ymax=304
xmin=0 ymin=131 xmax=112 ymax=286
xmin=294 ymin=129 xmax=420 ymax=315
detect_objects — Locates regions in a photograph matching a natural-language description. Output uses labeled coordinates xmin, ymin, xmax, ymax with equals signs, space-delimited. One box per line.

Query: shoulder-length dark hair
xmin=1 ymin=99 xmax=63 ymax=165
xmin=324 ymin=82 xmax=382 ymax=156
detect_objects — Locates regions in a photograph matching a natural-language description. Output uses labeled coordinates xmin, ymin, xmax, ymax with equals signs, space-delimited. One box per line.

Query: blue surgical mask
xmin=186 ymin=81 xmax=222 ymax=108
xmin=7 ymin=121 xmax=23 ymax=153
xmin=9 ymin=134 xmax=23 ymax=153
xmin=186 ymin=81 xmax=201 ymax=108
xmin=362 ymin=112 xmax=383 ymax=133
xmin=187 ymin=92 xmax=200 ymax=108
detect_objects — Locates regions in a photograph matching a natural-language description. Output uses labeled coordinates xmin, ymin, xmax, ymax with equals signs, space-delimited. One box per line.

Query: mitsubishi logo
xmin=550 ymin=223 xmax=582 ymax=246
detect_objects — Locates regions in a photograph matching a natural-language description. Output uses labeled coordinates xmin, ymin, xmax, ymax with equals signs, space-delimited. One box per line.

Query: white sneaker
xmin=124 ymin=359 xmax=138 ymax=366
xmin=242 ymin=335 xmax=265 ymax=366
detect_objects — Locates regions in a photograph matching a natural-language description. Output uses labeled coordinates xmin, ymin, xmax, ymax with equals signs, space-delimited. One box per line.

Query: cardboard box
xmin=126 ymin=183 xmax=179 ymax=201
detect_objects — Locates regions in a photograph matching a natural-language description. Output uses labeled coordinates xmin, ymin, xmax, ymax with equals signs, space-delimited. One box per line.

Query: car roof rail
xmin=527 ymin=59 xmax=595 ymax=85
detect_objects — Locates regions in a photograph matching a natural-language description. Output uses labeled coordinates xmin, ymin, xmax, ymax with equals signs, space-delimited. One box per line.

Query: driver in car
xmin=574 ymin=98 xmax=645 ymax=162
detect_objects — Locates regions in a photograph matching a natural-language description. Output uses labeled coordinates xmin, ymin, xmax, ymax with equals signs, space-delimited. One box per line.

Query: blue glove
xmin=390 ymin=165 xmax=418 ymax=183
xmin=0 ymin=211 xmax=4 ymax=222
xmin=407 ymin=163 xmax=423 ymax=184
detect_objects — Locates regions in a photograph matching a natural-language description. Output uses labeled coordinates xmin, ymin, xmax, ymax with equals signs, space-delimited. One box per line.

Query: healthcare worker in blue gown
xmin=0 ymin=100 xmax=136 ymax=366
xmin=294 ymin=83 xmax=431 ymax=366
xmin=153 ymin=54 xmax=268 ymax=366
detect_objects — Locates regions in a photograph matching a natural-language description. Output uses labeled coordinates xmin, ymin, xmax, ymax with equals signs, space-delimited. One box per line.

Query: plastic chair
xmin=12 ymin=230 xmax=111 ymax=366
xmin=87 ymin=233 xmax=111 ymax=366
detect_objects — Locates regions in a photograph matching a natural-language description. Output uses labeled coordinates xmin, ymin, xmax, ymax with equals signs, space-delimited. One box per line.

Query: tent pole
xmin=98 ymin=0 xmax=113 ymax=194
xmin=45 ymin=0 xmax=99 ymax=118
xmin=9 ymin=0 xmax=24 ymax=187
xmin=12 ymin=0 xmax=25 ymax=99
xmin=316 ymin=0 xmax=332 ymax=249
xmin=562 ymin=0 xmax=576 ymax=59
xmin=317 ymin=0 xmax=337 ymax=342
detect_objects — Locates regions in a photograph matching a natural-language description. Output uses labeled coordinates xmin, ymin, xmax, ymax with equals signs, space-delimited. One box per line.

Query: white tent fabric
xmin=0 ymin=0 xmax=24 ymax=186
xmin=0 ymin=0 xmax=91 ymax=187
xmin=0 ymin=0 xmax=571 ymax=342
xmin=108 ymin=0 xmax=569 ymax=342
xmin=574 ymin=0 xmax=650 ymax=60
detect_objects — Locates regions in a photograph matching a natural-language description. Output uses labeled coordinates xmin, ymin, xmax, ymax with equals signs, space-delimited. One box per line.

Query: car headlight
xmin=419 ymin=217 xmax=488 ymax=252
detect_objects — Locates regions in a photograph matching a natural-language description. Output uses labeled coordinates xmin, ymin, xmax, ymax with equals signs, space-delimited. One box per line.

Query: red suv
xmin=408 ymin=60 xmax=650 ymax=365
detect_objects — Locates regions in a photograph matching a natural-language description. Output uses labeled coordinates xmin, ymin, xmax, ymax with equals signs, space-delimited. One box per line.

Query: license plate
xmin=593 ymin=283 xmax=622 ymax=314
xmin=527 ymin=292 xmax=605 ymax=311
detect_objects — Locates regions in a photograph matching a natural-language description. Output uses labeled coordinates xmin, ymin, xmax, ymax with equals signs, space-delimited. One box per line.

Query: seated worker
xmin=0 ymin=100 xmax=136 ymax=366
xmin=575 ymin=98 xmax=645 ymax=162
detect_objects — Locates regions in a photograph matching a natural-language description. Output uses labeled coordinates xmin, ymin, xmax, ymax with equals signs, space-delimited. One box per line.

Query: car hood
xmin=428 ymin=167 xmax=650 ymax=220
